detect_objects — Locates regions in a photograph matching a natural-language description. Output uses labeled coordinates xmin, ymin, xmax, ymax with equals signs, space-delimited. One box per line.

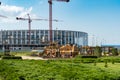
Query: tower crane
xmin=16 ymin=14 xmax=60 ymax=45
xmin=48 ymin=0 xmax=70 ymax=42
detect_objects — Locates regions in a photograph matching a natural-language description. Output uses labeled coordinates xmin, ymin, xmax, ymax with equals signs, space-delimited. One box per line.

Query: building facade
xmin=0 ymin=30 xmax=88 ymax=50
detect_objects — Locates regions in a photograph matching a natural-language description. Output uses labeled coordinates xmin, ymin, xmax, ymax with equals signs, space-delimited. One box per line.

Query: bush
xmin=0 ymin=52 xmax=4 ymax=57
xmin=97 ymin=57 xmax=120 ymax=63
xmin=82 ymin=58 xmax=96 ymax=63
xmin=2 ymin=56 xmax=22 ymax=59
xmin=0 ymin=54 xmax=3 ymax=58
xmin=81 ymin=56 xmax=98 ymax=58
xmin=74 ymin=55 xmax=98 ymax=63
xmin=1 ymin=59 xmax=120 ymax=79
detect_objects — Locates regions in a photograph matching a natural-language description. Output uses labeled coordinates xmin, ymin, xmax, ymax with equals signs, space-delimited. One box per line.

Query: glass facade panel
xmin=0 ymin=30 xmax=88 ymax=47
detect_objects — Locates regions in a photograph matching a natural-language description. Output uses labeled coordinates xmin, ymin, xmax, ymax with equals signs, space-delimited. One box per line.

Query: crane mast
xmin=48 ymin=0 xmax=53 ymax=43
xmin=27 ymin=14 xmax=32 ymax=45
xmin=48 ymin=0 xmax=69 ymax=43
xmin=16 ymin=14 xmax=32 ymax=45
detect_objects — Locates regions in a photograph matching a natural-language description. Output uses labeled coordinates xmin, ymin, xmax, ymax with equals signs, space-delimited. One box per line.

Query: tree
xmin=94 ymin=46 xmax=102 ymax=57
xmin=111 ymin=48 xmax=118 ymax=56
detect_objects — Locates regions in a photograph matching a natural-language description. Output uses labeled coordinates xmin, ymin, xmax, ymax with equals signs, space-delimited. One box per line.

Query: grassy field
xmin=0 ymin=51 xmax=31 ymax=57
xmin=1 ymin=58 xmax=120 ymax=80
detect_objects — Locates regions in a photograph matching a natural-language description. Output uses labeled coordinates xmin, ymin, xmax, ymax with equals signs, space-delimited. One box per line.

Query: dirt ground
xmin=21 ymin=56 xmax=47 ymax=60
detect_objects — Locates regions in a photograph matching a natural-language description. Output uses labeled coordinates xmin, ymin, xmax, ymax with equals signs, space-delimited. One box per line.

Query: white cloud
xmin=0 ymin=4 xmax=37 ymax=23
xmin=17 ymin=7 xmax=33 ymax=17
xmin=0 ymin=17 xmax=18 ymax=23
xmin=0 ymin=4 xmax=24 ymax=13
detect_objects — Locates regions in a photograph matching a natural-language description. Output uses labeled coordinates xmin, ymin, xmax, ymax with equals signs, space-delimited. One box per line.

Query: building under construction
xmin=0 ymin=29 xmax=88 ymax=50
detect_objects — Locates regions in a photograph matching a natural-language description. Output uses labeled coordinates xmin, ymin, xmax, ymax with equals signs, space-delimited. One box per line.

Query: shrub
xmin=0 ymin=54 xmax=3 ymax=58
xmin=81 ymin=56 xmax=98 ymax=58
xmin=75 ymin=55 xmax=82 ymax=58
xmin=94 ymin=61 xmax=97 ymax=66
xmin=97 ymin=57 xmax=120 ymax=63
xmin=94 ymin=46 xmax=102 ymax=57
xmin=2 ymin=56 xmax=22 ymax=59
xmin=74 ymin=55 xmax=98 ymax=63
xmin=81 ymin=58 xmax=96 ymax=63
xmin=0 ymin=52 xmax=4 ymax=57
xmin=112 ymin=59 xmax=115 ymax=64
xmin=104 ymin=60 xmax=108 ymax=68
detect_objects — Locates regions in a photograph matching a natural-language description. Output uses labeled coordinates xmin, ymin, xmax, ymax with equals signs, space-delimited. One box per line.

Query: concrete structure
xmin=0 ymin=30 xmax=88 ymax=50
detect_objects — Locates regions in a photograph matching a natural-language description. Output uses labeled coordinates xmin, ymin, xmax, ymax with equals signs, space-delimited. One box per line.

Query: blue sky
xmin=0 ymin=0 xmax=120 ymax=46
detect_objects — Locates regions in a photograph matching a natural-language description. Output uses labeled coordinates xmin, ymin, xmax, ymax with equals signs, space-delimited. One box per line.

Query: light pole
xmin=48 ymin=0 xmax=70 ymax=42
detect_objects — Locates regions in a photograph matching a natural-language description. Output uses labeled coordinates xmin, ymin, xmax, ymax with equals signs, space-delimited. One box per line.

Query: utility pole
xmin=48 ymin=0 xmax=70 ymax=43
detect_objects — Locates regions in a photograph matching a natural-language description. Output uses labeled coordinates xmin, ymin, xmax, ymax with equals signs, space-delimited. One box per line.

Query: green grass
xmin=10 ymin=51 xmax=31 ymax=56
xmin=0 ymin=51 xmax=31 ymax=56
xmin=1 ymin=59 xmax=120 ymax=80
xmin=93 ymin=63 xmax=120 ymax=71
